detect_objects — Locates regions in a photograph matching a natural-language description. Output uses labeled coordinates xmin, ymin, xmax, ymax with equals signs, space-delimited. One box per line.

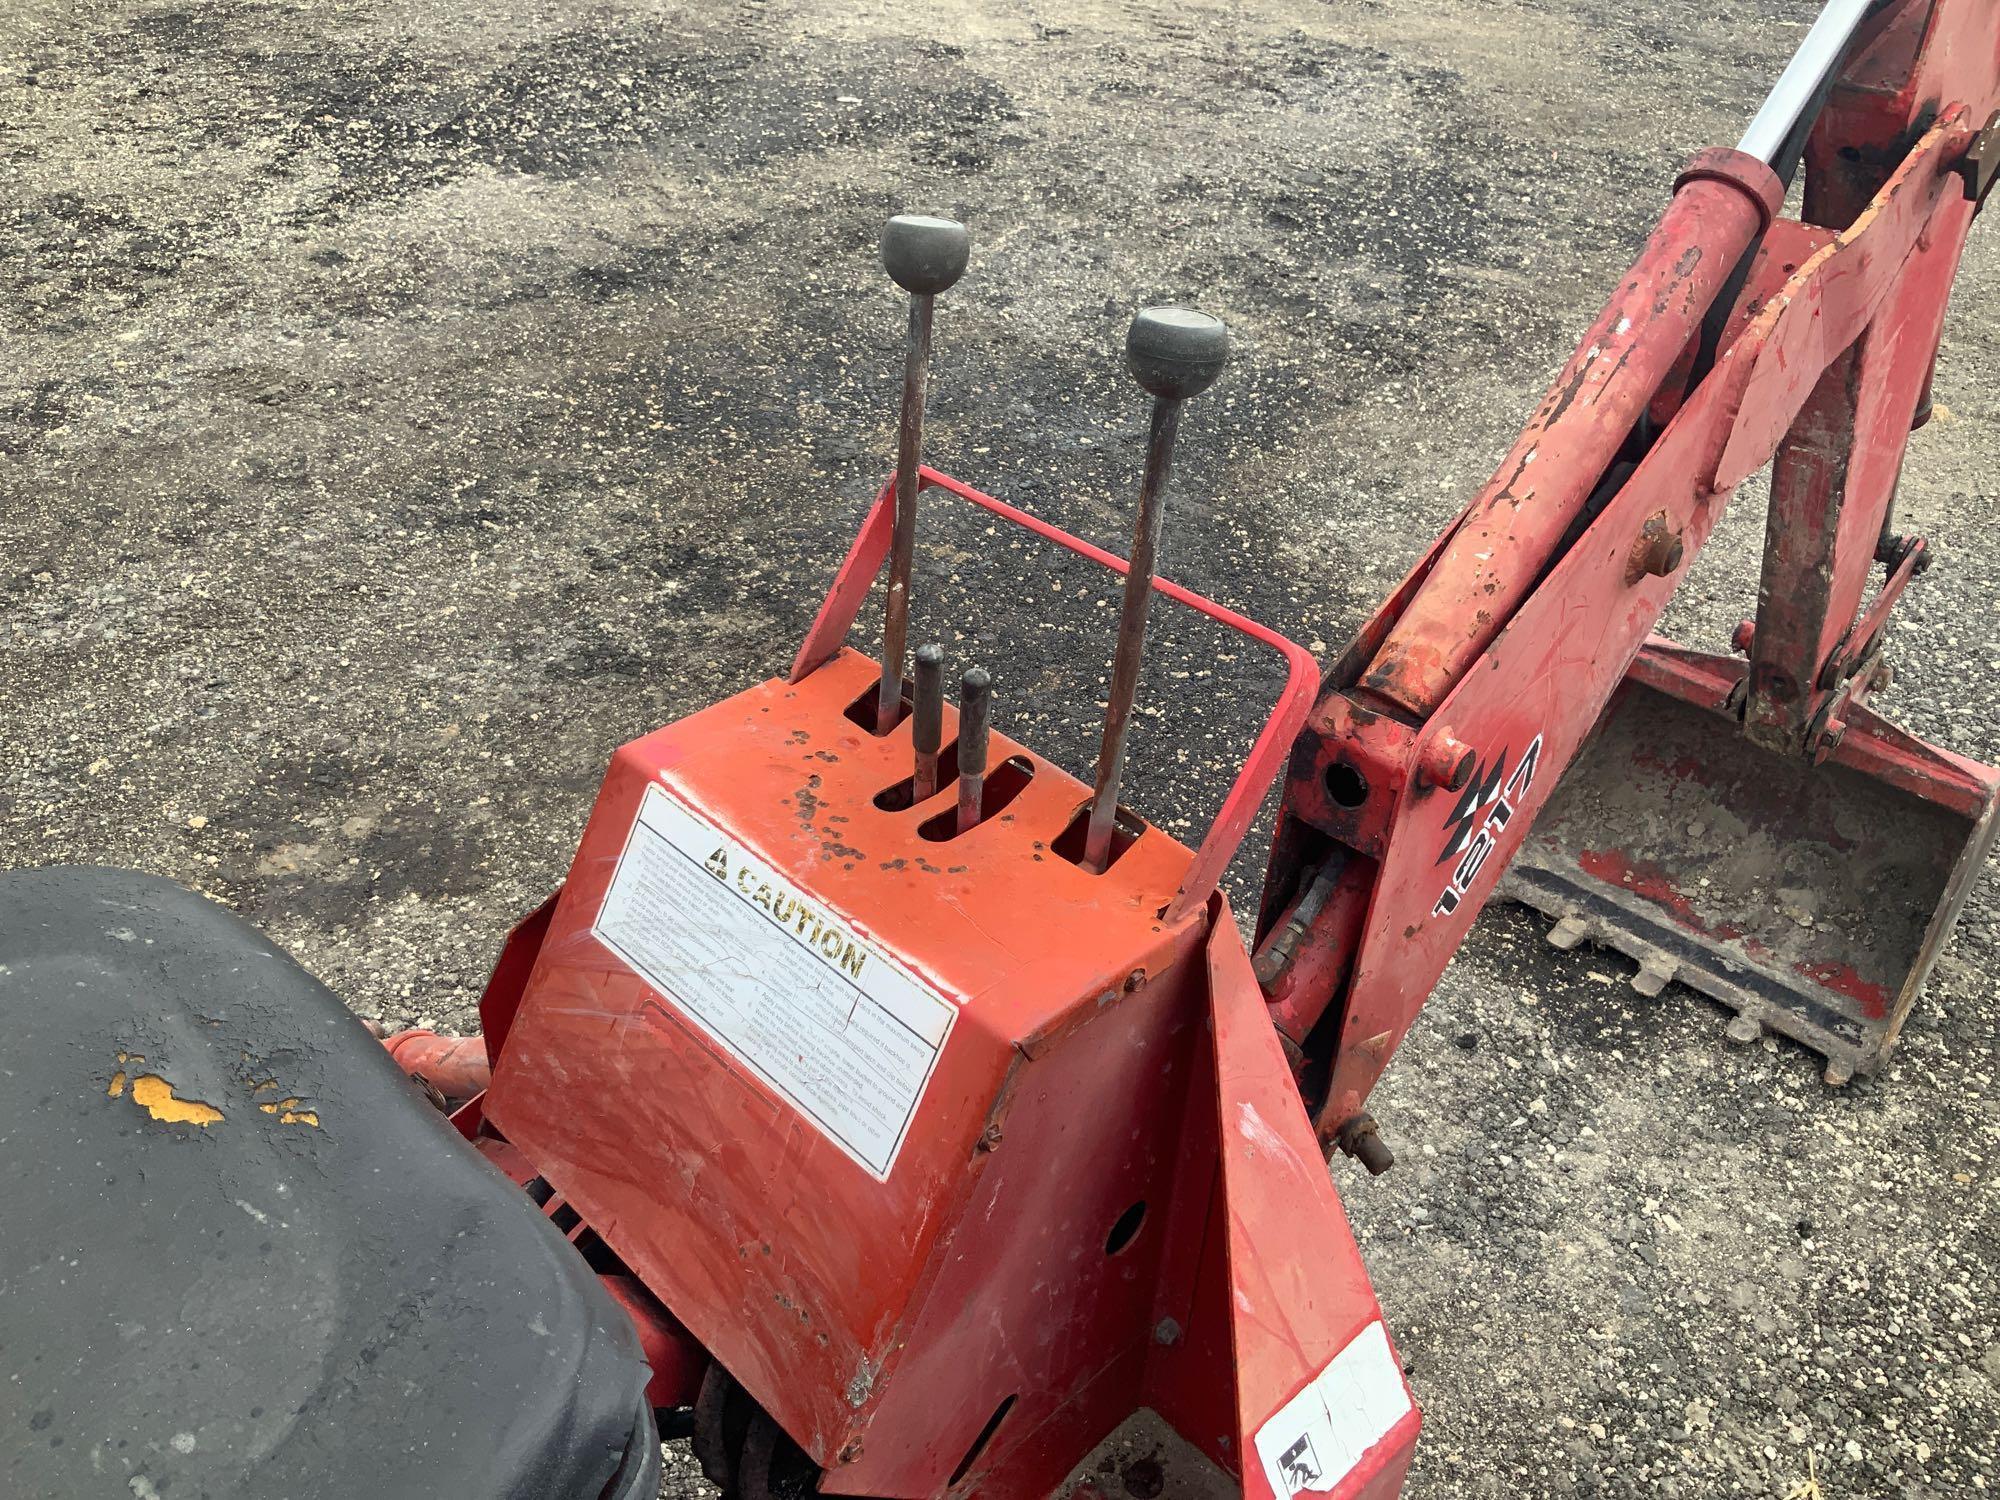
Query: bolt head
xmin=1419 ymin=728 xmax=1476 ymax=791
xmin=880 ymin=214 xmax=969 ymax=295
xmin=1627 ymin=513 xmax=1686 ymax=583
xmin=1126 ymin=307 xmax=1229 ymax=400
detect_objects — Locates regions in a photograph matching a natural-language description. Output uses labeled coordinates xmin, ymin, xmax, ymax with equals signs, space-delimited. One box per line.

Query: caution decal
xmin=593 ymin=782 xmax=956 ymax=1179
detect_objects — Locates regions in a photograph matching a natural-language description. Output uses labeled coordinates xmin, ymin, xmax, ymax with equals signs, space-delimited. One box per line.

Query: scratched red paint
xmin=1792 ymin=960 xmax=1891 ymax=1019
xmin=1577 ymin=848 xmax=1746 ymax=943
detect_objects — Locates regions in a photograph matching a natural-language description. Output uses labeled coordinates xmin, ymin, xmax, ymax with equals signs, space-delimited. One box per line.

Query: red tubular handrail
xmin=791 ymin=466 xmax=1319 ymax=923
xmin=380 ymin=1028 xmax=493 ymax=1102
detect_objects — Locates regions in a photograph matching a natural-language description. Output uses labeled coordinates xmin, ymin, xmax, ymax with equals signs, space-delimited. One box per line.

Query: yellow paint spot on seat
xmin=128 ymin=1074 xmax=224 ymax=1127
xmin=108 ymin=1071 xmax=127 ymax=1098
xmin=257 ymin=1096 xmax=319 ymax=1127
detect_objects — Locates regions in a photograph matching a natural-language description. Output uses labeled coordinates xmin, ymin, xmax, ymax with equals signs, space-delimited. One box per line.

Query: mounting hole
xmin=1325 ymin=762 xmax=1369 ymax=809
xmin=1104 ymin=1200 xmax=1147 ymax=1256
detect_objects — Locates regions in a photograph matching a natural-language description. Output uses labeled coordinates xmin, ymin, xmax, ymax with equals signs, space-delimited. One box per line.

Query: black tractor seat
xmin=0 ymin=867 xmax=660 ymax=1500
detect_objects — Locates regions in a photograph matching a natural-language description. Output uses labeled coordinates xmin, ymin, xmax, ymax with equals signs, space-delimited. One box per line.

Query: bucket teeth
xmin=1631 ymin=958 xmax=1677 ymax=998
xmin=1541 ymin=913 xmax=1676 ymax=996
xmin=1724 ymin=1014 xmax=1764 ymax=1046
xmin=1501 ymin=654 xmax=2000 ymax=1088
xmin=1545 ymin=915 xmax=1590 ymax=952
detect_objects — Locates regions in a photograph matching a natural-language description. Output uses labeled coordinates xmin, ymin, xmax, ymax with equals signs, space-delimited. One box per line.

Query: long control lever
xmin=1082 ymin=308 xmax=1229 ymax=872
xmin=874 ymin=214 xmax=971 ymax=735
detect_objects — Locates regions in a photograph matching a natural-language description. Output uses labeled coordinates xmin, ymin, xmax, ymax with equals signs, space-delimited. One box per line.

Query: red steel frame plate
xmin=479 ymin=646 xmax=1418 ymax=1499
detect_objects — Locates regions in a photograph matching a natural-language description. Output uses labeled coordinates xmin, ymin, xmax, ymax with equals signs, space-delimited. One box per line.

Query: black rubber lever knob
xmin=880 ymin=214 xmax=971 ymax=296
xmin=1125 ymin=307 xmax=1230 ymax=401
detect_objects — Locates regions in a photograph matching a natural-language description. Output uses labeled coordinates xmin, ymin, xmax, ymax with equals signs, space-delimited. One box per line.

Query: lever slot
xmin=874 ymin=744 xmax=962 ymax=812
xmin=917 ymin=757 xmax=1034 ymax=841
xmin=844 ymin=679 xmax=911 ymax=734
xmin=1052 ymin=801 xmax=1146 ymax=872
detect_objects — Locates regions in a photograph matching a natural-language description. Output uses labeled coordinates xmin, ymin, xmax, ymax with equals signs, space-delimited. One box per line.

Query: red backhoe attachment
xmin=1256 ymin=0 xmax=2000 ymax=1159
xmin=1490 ymin=6 xmax=2000 ymax=1087
xmin=357 ymin=2 xmax=1999 ymax=1494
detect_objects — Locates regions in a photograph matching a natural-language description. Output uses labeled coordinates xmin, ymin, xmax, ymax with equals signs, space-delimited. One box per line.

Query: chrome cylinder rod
xmin=1736 ymin=0 xmax=1874 ymax=166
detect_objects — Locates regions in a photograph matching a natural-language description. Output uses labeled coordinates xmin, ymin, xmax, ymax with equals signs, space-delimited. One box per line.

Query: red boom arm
xmin=1255 ymin=0 xmax=2000 ymax=1158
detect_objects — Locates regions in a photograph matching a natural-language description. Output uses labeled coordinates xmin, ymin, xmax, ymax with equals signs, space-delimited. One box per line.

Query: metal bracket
xmin=1956 ymin=112 xmax=2000 ymax=212
xmin=1816 ymin=534 xmax=1928 ymax=690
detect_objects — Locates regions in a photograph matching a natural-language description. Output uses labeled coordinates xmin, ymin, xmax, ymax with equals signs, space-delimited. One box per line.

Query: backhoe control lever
xmin=1082 ymin=307 xmax=1230 ymax=872
xmin=875 ymin=214 xmax=971 ymax=735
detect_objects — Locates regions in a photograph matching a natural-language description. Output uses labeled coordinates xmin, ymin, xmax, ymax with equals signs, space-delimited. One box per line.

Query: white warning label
xmin=1253 ymin=1321 xmax=1411 ymax=1498
xmin=592 ymin=782 xmax=955 ymax=1180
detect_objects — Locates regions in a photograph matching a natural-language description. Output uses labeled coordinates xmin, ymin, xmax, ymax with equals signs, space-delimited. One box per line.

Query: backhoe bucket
xmin=1500 ymin=643 xmax=1999 ymax=1084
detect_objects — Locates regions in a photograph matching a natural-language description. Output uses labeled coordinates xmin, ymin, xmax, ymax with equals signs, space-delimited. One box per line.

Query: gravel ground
xmin=3 ymin=0 xmax=1996 ymax=1496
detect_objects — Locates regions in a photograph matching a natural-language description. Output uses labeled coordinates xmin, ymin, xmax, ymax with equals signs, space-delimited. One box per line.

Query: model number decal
xmin=1431 ymin=733 xmax=1542 ymax=918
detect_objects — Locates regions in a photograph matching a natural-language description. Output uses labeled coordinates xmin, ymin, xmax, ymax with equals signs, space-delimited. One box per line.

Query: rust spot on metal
xmin=1539 ymin=356 xmax=1597 ymax=426
xmin=1625 ymin=511 xmax=1685 ymax=584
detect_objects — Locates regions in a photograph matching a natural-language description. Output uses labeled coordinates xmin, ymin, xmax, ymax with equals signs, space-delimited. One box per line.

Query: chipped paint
xmin=127 ymin=1074 xmax=224 ymax=1127
xmin=845 ymin=1357 xmax=878 ymax=1409
xmin=258 ymin=1096 xmax=321 ymax=1127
